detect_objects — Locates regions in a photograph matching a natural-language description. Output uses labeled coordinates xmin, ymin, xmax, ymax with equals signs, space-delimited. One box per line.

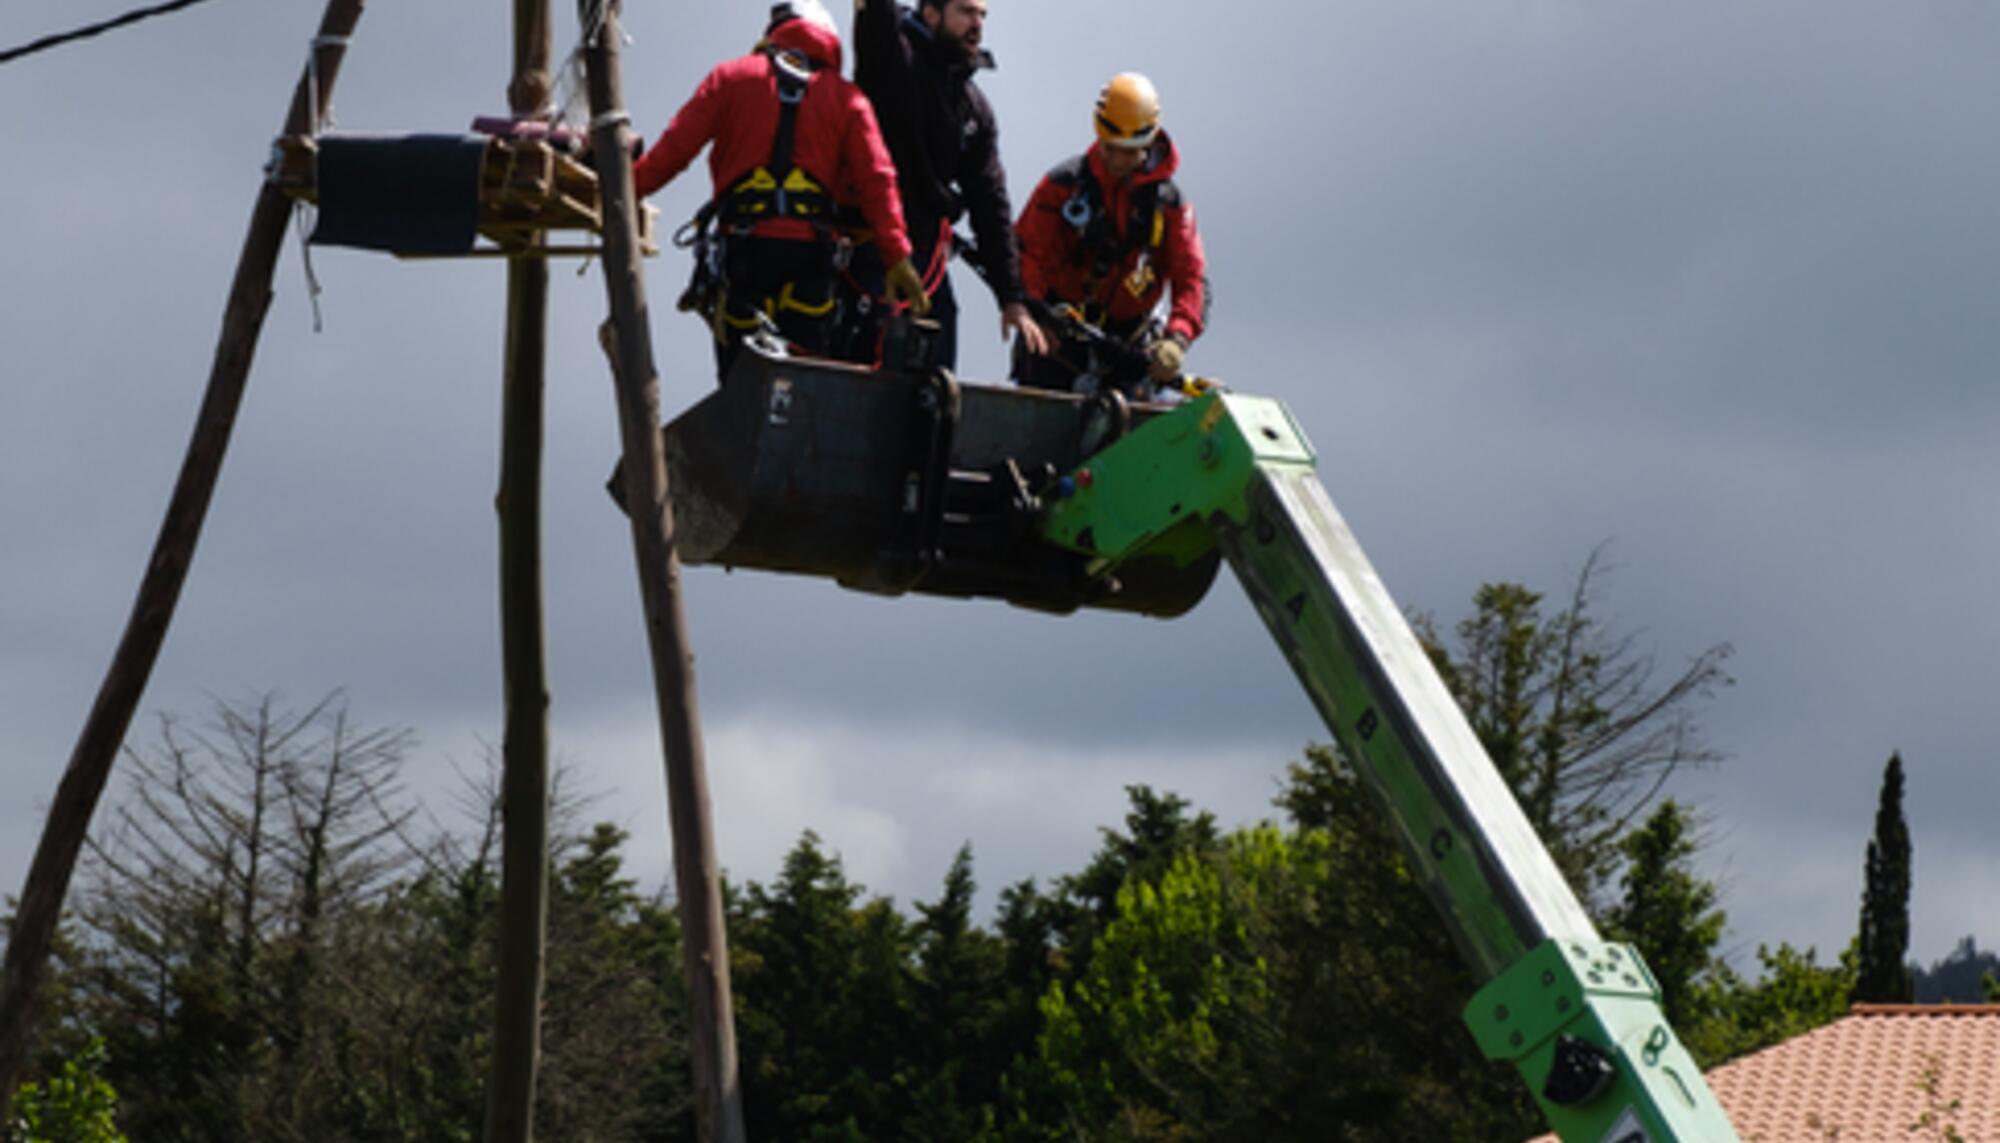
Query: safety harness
xmin=1049 ymin=154 xmax=1174 ymax=327
xmin=675 ymin=47 xmax=847 ymax=339
xmin=716 ymin=48 xmax=837 ymax=228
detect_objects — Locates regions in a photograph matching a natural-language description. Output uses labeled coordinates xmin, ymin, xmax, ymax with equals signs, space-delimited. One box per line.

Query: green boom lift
xmin=639 ymin=342 xmax=1744 ymax=1142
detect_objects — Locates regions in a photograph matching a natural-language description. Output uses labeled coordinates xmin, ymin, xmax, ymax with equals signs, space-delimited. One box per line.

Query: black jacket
xmin=853 ymin=1 xmax=1025 ymax=305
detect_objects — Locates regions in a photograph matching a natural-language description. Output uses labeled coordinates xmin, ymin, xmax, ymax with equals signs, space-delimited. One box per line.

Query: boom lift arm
xmin=1038 ymin=391 xmax=1742 ymax=1143
xmin=634 ymin=351 xmax=1741 ymax=1139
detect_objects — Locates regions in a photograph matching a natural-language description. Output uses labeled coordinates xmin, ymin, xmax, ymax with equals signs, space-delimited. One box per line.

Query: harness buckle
xmin=1061 ymin=193 xmax=1093 ymax=229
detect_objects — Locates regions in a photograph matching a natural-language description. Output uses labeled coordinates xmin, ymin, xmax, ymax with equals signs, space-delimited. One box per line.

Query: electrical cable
xmin=0 ymin=0 xmax=227 ymax=67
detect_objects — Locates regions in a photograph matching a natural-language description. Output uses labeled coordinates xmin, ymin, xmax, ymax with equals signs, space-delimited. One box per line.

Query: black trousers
xmin=710 ymin=234 xmax=840 ymax=382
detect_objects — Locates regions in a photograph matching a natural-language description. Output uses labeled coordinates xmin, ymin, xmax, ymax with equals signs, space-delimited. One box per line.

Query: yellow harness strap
xmin=726 ymin=167 xmax=831 ymax=220
xmin=773 ymin=280 xmax=836 ymax=316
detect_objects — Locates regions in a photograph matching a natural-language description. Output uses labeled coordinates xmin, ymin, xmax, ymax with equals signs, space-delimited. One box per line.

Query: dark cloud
xmin=4 ymin=2 xmax=1996 ymax=968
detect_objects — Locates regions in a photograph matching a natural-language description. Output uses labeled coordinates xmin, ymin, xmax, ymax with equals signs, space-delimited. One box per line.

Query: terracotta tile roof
xmin=1527 ymin=1004 xmax=2000 ymax=1142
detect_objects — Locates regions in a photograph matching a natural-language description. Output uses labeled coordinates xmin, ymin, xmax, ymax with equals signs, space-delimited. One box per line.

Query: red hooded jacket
xmin=1016 ymin=131 xmax=1209 ymax=344
xmin=634 ymin=18 xmax=912 ymax=266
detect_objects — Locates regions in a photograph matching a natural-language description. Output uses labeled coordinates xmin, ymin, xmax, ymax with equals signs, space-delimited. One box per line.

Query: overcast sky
xmin=4 ymin=1 xmax=1997 ymax=977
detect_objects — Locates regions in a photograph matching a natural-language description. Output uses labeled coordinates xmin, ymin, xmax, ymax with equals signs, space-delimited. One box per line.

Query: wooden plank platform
xmin=269 ymin=131 xmax=658 ymax=257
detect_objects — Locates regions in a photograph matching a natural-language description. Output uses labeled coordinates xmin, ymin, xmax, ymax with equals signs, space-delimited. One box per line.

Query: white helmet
xmin=766 ymin=0 xmax=837 ymax=38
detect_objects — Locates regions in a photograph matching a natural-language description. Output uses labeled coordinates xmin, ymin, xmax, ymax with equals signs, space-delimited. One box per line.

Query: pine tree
xmin=730 ymin=832 xmax=914 ymax=1140
xmin=905 ymin=846 xmax=1007 ymax=1139
xmin=1064 ymin=785 xmax=1220 ymax=925
xmin=1853 ymin=752 xmax=1914 ymax=1003
xmin=1602 ymin=801 xmax=1726 ymax=1035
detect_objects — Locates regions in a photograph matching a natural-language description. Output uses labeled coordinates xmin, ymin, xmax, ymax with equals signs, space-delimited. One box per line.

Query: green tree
xmin=333 ymin=860 xmax=494 ymax=1141
xmin=731 ymin=832 xmax=913 ymax=1141
xmin=1601 ymin=800 xmax=1726 ymax=1039
xmin=1692 ymin=943 xmax=1857 ymax=1062
xmin=71 ymin=693 xmax=414 ymax=1141
xmin=904 ymin=845 xmax=1007 ymax=1141
xmin=1415 ymin=551 xmax=1733 ymax=893
xmin=1853 ymin=752 xmax=1914 ymax=1004
xmin=1006 ymin=555 xmax=1741 ymax=1139
xmin=1273 ymin=748 xmax=1540 ymax=1138
xmin=1020 ymin=816 xmax=1537 ymax=1143
xmin=1913 ymin=936 xmax=2000 ymax=1003
xmin=1028 ymin=834 xmax=1278 ymax=1141
xmin=4 ymin=1038 xmax=125 ymax=1143
xmin=535 ymin=822 xmax=691 ymax=1142
xmin=1064 ymin=786 xmax=1220 ymax=925
xmin=992 ymin=878 xmax=1060 ymax=1038
xmin=47 ymin=699 xmax=694 ymax=1141
xmin=1051 ymin=785 xmax=1221 ymax=988
xmin=0 ymin=910 xmax=96 ymax=1097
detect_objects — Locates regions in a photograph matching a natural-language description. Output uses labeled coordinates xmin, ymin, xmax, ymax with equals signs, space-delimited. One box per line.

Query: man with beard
xmin=848 ymin=0 xmax=1048 ymax=370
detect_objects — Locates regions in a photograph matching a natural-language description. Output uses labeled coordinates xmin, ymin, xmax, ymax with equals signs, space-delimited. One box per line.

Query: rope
xmin=578 ymin=0 xmax=613 ymax=49
xmin=0 ymin=0 xmax=228 ymax=66
xmin=551 ymin=0 xmax=618 ymax=133
xmin=295 ymin=33 xmax=343 ymax=333
xmin=295 ymin=205 xmax=325 ymax=333
xmin=877 ymin=219 xmax=953 ymax=321
xmin=919 ymin=218 xmax=952 ymax=293
xmin=549 ymin=3 xmax=630 ymax=272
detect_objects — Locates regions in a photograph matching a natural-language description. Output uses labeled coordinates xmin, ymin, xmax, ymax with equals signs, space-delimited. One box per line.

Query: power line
xmin=0 ymin=0 xmax=225 ymax=67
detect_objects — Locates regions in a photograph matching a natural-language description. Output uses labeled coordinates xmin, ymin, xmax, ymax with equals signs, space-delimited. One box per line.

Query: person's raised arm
xmin=852 ymin=0 xmax=900 ymax=88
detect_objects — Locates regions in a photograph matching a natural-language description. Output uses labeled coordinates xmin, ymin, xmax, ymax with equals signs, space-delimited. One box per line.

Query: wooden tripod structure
xmin=0 ymin=2 xmax=747 ymax=1140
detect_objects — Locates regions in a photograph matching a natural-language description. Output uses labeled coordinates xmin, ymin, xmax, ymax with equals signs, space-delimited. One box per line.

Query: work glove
xmin=1147 ymin=334 xmax=1187 ymax=383
xmin=885 ymin=258 xmax=931 ymax=316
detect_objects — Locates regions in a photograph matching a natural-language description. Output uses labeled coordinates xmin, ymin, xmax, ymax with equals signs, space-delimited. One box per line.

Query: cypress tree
xmin=1852 ymin=752 xmax=1914 ymax=1003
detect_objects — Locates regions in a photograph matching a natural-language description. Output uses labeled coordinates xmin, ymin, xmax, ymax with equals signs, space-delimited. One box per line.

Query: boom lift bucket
xmin=610 ymin=343 xmax=1745 ymax=1140
xmin=618 ymin=343 xmax=1222 ymax=616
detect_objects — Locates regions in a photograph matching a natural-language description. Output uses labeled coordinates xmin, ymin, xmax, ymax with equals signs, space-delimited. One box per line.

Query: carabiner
xmin=1061 ymin=192 xmax=1093 ymax=229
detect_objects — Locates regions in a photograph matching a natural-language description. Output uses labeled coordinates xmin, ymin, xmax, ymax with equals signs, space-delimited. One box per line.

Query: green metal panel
xmin=1042 ymin=391 xmax=1257 ymax=558
xmin=1037 ymin=393 xmax=1742 ymax=1142
xmin=1469 ymin=939 xmax=1741 ymax=1140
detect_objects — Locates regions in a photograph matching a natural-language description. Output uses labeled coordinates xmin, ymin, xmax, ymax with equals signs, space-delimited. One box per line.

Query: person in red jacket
xmin=633 ymin=0 xmax=928 ymax=380
xmin=1012 ymin=73 xmax=1210 ymax=399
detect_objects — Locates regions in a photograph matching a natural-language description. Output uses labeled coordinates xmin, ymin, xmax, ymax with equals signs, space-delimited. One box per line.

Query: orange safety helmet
xmin=1094 ymin=72 xmax=1161 ymax=150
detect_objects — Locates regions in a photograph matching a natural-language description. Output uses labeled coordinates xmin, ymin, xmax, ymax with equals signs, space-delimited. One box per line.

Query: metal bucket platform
xmin=628 ymin=345 xmax=1220 ymax=617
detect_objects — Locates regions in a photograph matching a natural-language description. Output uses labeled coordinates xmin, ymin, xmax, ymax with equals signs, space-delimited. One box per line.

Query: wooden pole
xmin=0 ymin=0 xmax=368 ymax=1102
xmin=579 ymin=4 xmax=746 ymax=1140
xmin=483 ymin=0 xmax=555 ymax=1138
